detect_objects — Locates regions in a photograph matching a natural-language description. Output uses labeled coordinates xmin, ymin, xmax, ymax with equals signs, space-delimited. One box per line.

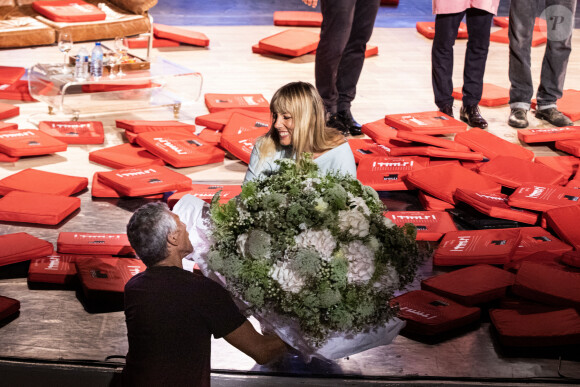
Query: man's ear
xmin=167 ymin=229 xmax=179 ymax=247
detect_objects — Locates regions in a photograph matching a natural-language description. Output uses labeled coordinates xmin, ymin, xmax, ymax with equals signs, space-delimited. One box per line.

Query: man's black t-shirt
xmin=122 ymin=266 xmax=246 ymax=387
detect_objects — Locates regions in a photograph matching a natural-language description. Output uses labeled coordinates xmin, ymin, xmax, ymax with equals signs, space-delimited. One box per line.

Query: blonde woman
xmin=244 ymin=81 xmax=356 ymax=182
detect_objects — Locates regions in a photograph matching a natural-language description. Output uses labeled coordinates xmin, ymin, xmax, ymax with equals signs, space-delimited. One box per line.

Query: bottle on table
xmin=90 ymin=42 xmax=104 ymax=79
xmin=74 ymin=46 xmax=89 ymax=81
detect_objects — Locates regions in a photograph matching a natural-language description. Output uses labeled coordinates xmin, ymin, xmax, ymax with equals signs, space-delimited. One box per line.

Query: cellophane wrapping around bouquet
xmin=180 ymin=156 xmax=424 ymax=360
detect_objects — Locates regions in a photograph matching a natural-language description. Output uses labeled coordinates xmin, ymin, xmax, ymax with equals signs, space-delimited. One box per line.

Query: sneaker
xmin=460 ymin=105 xmax=488 ymax=129
xmin=508 ymin=108 xmax=528 ymax=129
xmin=535 ymin=107 xmax=572 ymax=127
xmin=337 ymin=110 xmax=363 ymax=136
xmin=326 ymin=113 xmax=349 ymax=135
xmin=439 ymin=104 xmax=454 ymax=118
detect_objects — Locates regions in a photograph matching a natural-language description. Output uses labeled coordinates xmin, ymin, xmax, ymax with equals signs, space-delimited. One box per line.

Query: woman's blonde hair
xmin=257 ymin=81 xmax=344 ymax=163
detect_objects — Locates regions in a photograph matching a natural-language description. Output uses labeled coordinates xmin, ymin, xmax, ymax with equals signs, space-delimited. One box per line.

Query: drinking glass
xmin=58 ymin=32 xmax=73 ymax=73
xmin=114 ymin=37 xmax=128 ymax=77
xmin=107 ymin=52 xmax=117 ymax=79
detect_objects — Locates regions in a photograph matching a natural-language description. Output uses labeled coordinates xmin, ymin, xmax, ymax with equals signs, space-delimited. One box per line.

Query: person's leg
xmin=431 ymin=12 xmax=464 ymax=115
xmin=508 ymin=0 xmax=537 ymax=127
xmin=460 ymin=8 xmax=493 ymax=129
xmin=535 ymin=0 xmax=576 ymax=126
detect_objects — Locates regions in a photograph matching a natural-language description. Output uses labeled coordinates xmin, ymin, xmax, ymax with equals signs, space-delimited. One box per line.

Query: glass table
xmin=28 ymin=57 xmax=202 ymax=120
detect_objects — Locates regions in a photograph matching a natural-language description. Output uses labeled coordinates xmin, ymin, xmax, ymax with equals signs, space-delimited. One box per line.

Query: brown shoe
xmin=535 ymin=107 xmax=572 ymax=127
xmin=460 ymin=105 xmax=488 ymax=129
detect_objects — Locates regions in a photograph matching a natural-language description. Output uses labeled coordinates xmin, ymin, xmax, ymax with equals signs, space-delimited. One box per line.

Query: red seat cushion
xmin=434 ymin=228 xmax=522 ymax=266
xmin=136 ymin=130 xmax=224 ymax=168
xmin=422 ymin=264 xmax=515 ymax=305
xmin=0 ymin=130 xmax=67 ymax=157
xmin=89 ymin=143 xmax=165 ymax=169
xmin=38 ymin=121 xmax=104 ymax=144
xmin=167 ymin=184 xmax=242 ymax=208
xmin=416 ymin=21 xmax=468 ymax=39
xmin=384 ymin=210 xmax=457 ymax=241
xmin=452 ymin=83 xmax=509 ymax=107
xmin=0 ymin=80 xmax=37 ymax=102
xmin=490 ymin=307 xmax=580 ymax=347
xmin=555 ymin=139 xmax=580 ymax=157
xmin=90 ymin=172 xmax=164 ymax=199
xmin=534 ymin=156 xmax=580 ymax=180
xmin=0 ymin=153 xmax=19 ymax=162
xmin=510 ymin=226 xmax=573 ymax=261
xmin=357 ymin=156 xmax=429 ymax=191
xmin=0 ymin=191 xmax=80 ymax=225
xmin=115 ymin=120 xmax=196 ymax=134
xmin=32 ymin=0 xmax=106 ymax=22
xmin=97 ymin=166 xmax=192 ymax=197
xmin=259 ymin=29 xmax=320 ymax=57
xmin=385 ymin=111 xmax=467 ymax=134
xmin=0 ymin=295 xmax=20 ymax=322
xmin=0 ymin=66 xmax=25 ymax=84
xmin=396 ymin=130 xmax=470 ymax=152
xmin=195 ymin=109 xmax=270 ymax=131
xmin=390 ymin=146 xmax=485 ymax=161
xmin=490 ymin=27 xmax=546 ymax=46
xmin=418 ymin=191 xmax=454 ymax=211
xmin=57 ymin=232 xmax=134 ymax=255
xmin=0 ymin=102 xmax=19 ymax=120
xmin=0 ymin=232 xmax=54 ymax=267
xmin=196 ymin=129 xmax=221 ymax=147
xmin=123 ymin=36 xmax=180 ymax=49
xmin=348 ymin=139 xmax=392 ymax=164
xmin=0 ymin=168 xmax=88 ymax=196
xmin=76 ymin=257 xmax=146 ymax=300
xmin=28 ymin=253 xmax=79 ymax=284
xmin=454 ymin=127 xmax=534 ymax=161
xmin=512 ymin=262 xmax=580 ymax=308
xmin=153 ymin=24 xmax=209 ymax=47
xmin=0 ymin=123 xmax=18 ymax=132
xmin=453 ymin=189 xmax=538 ymax=225
xmin=518 ymin=126 xmax=580 ymax=143
xmin=406 ymin=164 xmax=501 ymax=204
xmin=204 ymin=93 xmax=270 ymax=113
xmin=273 ymin=11 xmax=323 ymax=26
xmin=477 ymin=155 xmax=568 ymax=188
xmin=220 ymin=112 xmax=270 ymax=163
xmin=391 ymin=290 xmax=480 ymax=336
xmin=504 ymin=251 xmax=563 ymax=272
xmin=543 ymin=205 xmax=580 ymax=250
xmin=361 ymin=119 xmax=409 ymax=145
xmin=508 ymin=183 xmax=580 ymax=212
xmin=561 ymin=251 xmax=580 ymax=268
xmin=493 ymin=16 xmax=546 ymax=31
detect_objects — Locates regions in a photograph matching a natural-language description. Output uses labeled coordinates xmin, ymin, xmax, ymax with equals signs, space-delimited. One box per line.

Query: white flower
xmin=343 ymin=240 xmax=375 ymax=284
xmin=237 ymin=207 xmax=251 ymax=222
xmin=338 ymin=209 xmax=370 ymax=238
xmin=367 ymin=236 xmax=380 ymax=253
xmin=295 ymin=229 xmax=336 ymax=261
xmin=383 ymin=216 xmax=395 ymax=229
xmin=236 ymin=233 xmax=248 ymax=256
xmin=374 ymin=264 xmax=400 ymax=289
xmin=269 ymin=260 xmax=305 ymax=293
xmin=348 ymin=193 xmax=370 ymax=216
xmin=314 ymin=198 xmax=328 ymax=213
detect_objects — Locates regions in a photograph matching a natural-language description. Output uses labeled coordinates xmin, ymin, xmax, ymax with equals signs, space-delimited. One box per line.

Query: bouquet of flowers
xmin=201 ymin=155 xmax=424 ymax=360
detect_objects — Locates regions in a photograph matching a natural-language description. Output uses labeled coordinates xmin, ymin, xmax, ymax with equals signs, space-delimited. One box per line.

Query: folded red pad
xmin=0 ymin=80 xmax=38 ymax=102
xmin=195 ymin=109 xmax=271 ymax=131
xmin=0 ymin=102 xmax=19 ymax=120
xmin=518 ymin=126 xmax=580 ymax=143
xmin=477 ymin=155 xmax=567 ymax=189
xmin=123 ymin=36 xmax=180 ymax=49
xmin=196 ymin=129 xmax=221 ymax=147
xmin=534 ymin=156 xmax=579 ymax=180
xmin=204 ymin=93 xmax=270 ymax=113
xmin=115 ymin=120 xmax=195 ymax=134
xmin=396 ymin=131 xmax=470 ymax=152
xmin=0 ymin=123 xmax=18 ymax=131
xmin=561 ymin=251 xmax=580 ymax=268
xmin=259 ymin=29 xmax=320 ymax=57
xmin=153 ymin=24 xmax=209 ymax=47
xmin=452 ymin=83 xmax=509 ymax=107
xmin=97 ymin=166 xmax=191 ymax=197
xmin=89 ymin=143 xmax=165 ymax=170
xmin=361 ymin=119 xmax=410 ymax=145
xmin=510 ymin=227 xmax=572 ymax=262
xmin=433 ymin=228 xmax=522 ymax=266
xmin=0 ymin=153 xmax=19 ymax=163
xmin=490 ymin=27 xmax=546 ymax=46
xmin=0 ymin=130 xmax=67 ymax=157
xmin=416 ymin=22 xmax=468 ymax=39
xmin=389 ymin=146 xmax=485 ymax=161
xmin=384 ymin=111 xmax=467 ymax=135
xmin=38 ymin=121 xmax=104 ymax=144
xmin=490 ymin=307 xmax=580 ymax=347
xmin=357 ymin=156 xmax=429 ymax=191
xmin=220 ymin=112 xmax=270 ymax=164
xmin=422 ymin=264 xmax=515 ymax=305
xmin=91 ymin=172 xmax=164 ymax=199
xmin=390 ymin=290 xmax=480 ymax=336
xmin=555 ymin=139 xmax=580 ymax=157
xmin=0 ymin=232 xmax=54 ymax=267
xmin=508 ymin=183 xmax=580 ymax=212
xmin=28 ymin=253 xmax=79 ymax=284
xmin=418 ymin=191 xmax=454 ymax=211
xmin=273 ymin=11 xmax=323 ymax=26
xmin=543 ymin=205 xmax=580 ymax=250
xmin=124 ymin=130 xmax=138 ymax=144
xmin=0 ymin=191 xmax=80 ymax=225
xmin=454 ymin=127 xmax=534 ymax=161
xmin=493 ymin=16 xmax=547 ymax=31
xmin=348 ymin=139 xmax=392 ymax=163
xmin=136 ymin=131 xmax=225 ymax=168
xmin=0 ymin=295 xmax=20 ymax=322
xmin=77 ymin=257 xmax=146 ymax=297
xmin=32 ymin=0 xmax=106 ymax=22
xmin=406 ymin=164 xmax=501 ymax=204
xmin=0 ymin=66 xmax=25 ymax=84
xmin=532 ymin=89 xmax=580 ymax=122
xmin=0 ymin=168 xmax=88 ymax=196
xmin=167 ymin=184 xmax=242 ymax=208
xmin=453 ymin=189 xmax=538 ymax=225
xmin=512 ymin=262 xmax=580 ymax=308
xmin=384 ymin=211 xmax=457 ymax=241
xmin=57 ymin=232 xmax=134 ymax=255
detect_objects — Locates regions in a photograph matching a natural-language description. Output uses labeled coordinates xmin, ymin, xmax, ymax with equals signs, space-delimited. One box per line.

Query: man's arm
xmin=224 ymin=320 xmax=287 ymax=364
xmin=302 ymin=0 xmax=318 ymax=8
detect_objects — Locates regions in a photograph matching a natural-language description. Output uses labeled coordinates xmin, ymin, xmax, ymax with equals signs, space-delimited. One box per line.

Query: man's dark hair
xmin=127 ymin=202 xmax=177 ymax=267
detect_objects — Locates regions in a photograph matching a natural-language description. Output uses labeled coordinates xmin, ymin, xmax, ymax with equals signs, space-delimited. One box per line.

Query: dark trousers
xmin=431 ymin=8 xmax=493 ymax=110
xmin=315 ymin=0 xmax=380 ymax=114
xmin=508 ymin=0 xmax=576 ymax=110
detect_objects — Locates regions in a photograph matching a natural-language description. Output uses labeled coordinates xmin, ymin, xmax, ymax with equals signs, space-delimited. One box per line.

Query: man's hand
xmin=302 ymin=0 xmax=318 ymax=8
